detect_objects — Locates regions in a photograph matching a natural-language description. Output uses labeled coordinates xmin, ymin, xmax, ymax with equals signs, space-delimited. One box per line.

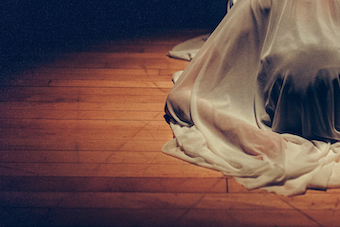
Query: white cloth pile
xmin=163 ymin=0 xmax=340 ymax=196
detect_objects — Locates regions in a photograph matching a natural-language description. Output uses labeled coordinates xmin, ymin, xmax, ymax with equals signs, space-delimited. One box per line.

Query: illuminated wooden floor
xmin=1 ymin=29 xmax=340 ymax=227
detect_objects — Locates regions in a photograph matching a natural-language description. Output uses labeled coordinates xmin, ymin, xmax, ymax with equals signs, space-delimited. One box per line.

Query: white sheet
xmin=168 ymin=34 xmax=210 ymax=61
xmin=163 ymin=0 xmax=340 ymax=196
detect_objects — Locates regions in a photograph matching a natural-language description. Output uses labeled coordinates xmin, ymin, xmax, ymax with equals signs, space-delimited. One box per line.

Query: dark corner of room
xmin=0 ymin=0 xmax=226 ymax=78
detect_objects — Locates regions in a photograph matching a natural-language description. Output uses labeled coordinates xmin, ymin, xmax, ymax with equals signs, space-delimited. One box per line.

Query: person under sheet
xmin=162 ymin=0 xmax=340 ymax=196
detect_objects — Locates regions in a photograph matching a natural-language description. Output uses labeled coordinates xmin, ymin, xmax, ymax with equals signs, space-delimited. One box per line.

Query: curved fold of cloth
xmin=163 ymin=0 xmax=340 ymax=196
xmin=168 ymin=34 xmax=210 ymax=61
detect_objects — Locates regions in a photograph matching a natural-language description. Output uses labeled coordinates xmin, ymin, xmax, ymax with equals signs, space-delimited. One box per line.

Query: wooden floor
xmin=1 ymin=29 xmax=340 ymax=227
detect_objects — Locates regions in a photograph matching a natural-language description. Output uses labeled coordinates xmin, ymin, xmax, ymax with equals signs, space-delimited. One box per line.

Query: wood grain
xmin=1 ymin=29 xmax=337 ymax=227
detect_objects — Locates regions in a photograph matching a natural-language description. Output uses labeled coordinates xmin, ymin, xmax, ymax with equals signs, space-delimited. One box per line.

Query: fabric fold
xmin=163 ymin=0 xmax=340 ymax=196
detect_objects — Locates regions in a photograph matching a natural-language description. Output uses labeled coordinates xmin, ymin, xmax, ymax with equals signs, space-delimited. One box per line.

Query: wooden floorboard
xmin=1 ymin=29 xmax=339 ymax=227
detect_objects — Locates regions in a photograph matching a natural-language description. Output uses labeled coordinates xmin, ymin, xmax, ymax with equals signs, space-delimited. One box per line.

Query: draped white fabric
xmin=163 ymin=0 xmax=340 ymax=196
xmin=168 ymin=34 xmax=210 ymax=61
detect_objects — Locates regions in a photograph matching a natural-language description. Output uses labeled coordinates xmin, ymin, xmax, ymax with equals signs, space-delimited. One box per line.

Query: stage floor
xmin=1 ymin=29 xmax=339 ymax=227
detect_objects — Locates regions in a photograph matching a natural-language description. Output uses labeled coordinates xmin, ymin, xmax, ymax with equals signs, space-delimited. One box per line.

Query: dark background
xmin=1 ymin=0 xmax=227 ymax=54
xmin=0 ymin=0 xmax=227 ymax=75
